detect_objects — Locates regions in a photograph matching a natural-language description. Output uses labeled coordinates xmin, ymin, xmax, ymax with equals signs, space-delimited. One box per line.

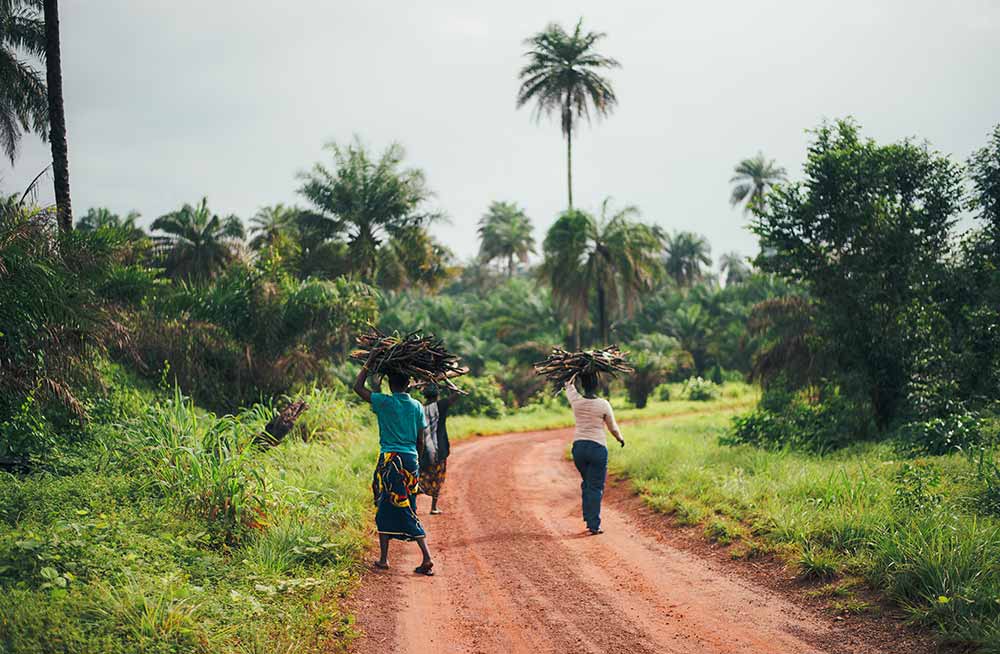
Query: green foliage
xmin=477 ymin=201 xmax=535 ymax=277
xmin=0 ymin=1 xmax=48 ymax=164
xmin=725 ymin=383 xmax=876 ymax=452
xmin=752 ymin=119 xmax=964 ymax=431
xmin=663 ymin=231 xmax=712 ymax=287
xmin=0 ymin=201 xmax=144 ymax=464
xmin=893 ymin=462 xmax=943 ymax=512
xmin=540 ymin=200 xmax=664 ymax=345
xmin=448 ymin=376 xmax=505 ymax=418
xmin=134 ymin=265 xmax=379 ymax=412
xmin=151 ymin=198 xmax=245 ymax=282
xmin=297 ymin=137 xmax=452 ymax=288
xmin=729 ymin=152 xmax=787 ymax=214
xmin=623 ymin=334 xmax=690 ymax=409
xmin=681 ymin=376 xmax=718 ymax=401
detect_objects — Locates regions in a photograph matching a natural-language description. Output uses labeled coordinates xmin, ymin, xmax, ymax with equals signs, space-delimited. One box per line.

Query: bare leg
xmin=415 ymin=537 xmax=433 ymax=568
xmin=375 ymin=534 xmax=390 ymax=568
xmin=430 ymin=496 xmax=440 ymax=513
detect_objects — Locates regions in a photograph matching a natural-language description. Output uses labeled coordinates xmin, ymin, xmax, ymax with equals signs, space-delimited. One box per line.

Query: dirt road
xmin=349 ymin=426 xmax=935 ymax=654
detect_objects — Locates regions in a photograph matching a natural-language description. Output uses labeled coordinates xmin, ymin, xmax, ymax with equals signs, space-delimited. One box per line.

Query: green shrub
xmin=724 ymin=383 xmax=876 ymax=452
xmin=118 ymin=389 xmax=268 ymax=543
xmin=681 ymin=377 xmax=718 ymax=401
xmin=449 ymin=376 xmax=505 ymax=418
xmin=655 ymin=384 xmax=671 ymax=402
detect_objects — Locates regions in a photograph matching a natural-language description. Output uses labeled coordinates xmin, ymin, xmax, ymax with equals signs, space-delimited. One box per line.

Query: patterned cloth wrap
xmin=372 ymin=452 xmax=425 ymax=540
xmin=419 ymin=460 xmax=447 ymax=497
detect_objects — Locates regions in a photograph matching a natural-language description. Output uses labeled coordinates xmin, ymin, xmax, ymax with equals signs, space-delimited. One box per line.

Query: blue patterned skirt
xmin=372 ymin=451 xmax=426 ymax=541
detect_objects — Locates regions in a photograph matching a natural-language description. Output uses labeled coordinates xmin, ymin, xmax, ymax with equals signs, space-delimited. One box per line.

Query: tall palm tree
xmin=719 ymin=251 xmax=750 ymax=286
xmin=730 ymin=152 xmax=786 ymax=214
xmin=248 ymin=203 xmax=299 ymax=251
xmin=40 ymin=0 xmax=71 ymax=231
xmin=298 ymin=137 xmax=437 ymax=281
xmin=664 ymin=231 xmax=712 ymax=287
xmin=0 ymin=0 xmax=48 ymax=165
xmin=517 ymin=19 xmax=619 ymax=209
xmin=541 ymin=198 xmax=663 ymax=346
xmin=477 ymin=201 xmax=536 ymax=277
xmin=151 ymin=198 xmax=245 ymax=282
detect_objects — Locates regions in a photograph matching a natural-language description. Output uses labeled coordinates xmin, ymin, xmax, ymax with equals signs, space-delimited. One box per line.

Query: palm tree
xmin=477 ymin=201 xmax=536 ymax=277
xmin=664 ymin=231 xmax=712 ymax=287
xmin=298 ymin=137 xmax=437 ymax=281
xmin=0 ymin=0 xmax=48 ymax=165
xmin=151 ymin=198 xmax=245 ymax=282
xmin=40 ymin=0 xmax=71 ymax=231
xmin=541 ymin=198 xmax=663 ymax=347
xmin=730 ymin=152 xmax=786 ymax=214
xmin=719 ymin=251 xmax=750 ymax=286
xmin=248 ymin=203 xmax=299 ymax=251
xmin=77 ymin=207 xmax=145 ymax=240
xmin=517 ymin=19 xmax=619 ymax=209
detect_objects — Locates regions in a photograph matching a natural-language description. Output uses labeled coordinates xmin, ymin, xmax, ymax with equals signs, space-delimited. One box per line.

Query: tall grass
xmin=0 ymin=383 xmax=378 ymax=654
xmin=614 ymin=409 xmax=1000 ymax=650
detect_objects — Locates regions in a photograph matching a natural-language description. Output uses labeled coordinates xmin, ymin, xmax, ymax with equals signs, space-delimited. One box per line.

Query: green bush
xmin=724 ymin=383 xmax=876 ymax=452
xmin=681 ymin=377 xmax=718 ymax=401
xmin=655 ymin=384 xmax=671 ymax=402
xmin=449 ymin=376 xmax=505 ymax=418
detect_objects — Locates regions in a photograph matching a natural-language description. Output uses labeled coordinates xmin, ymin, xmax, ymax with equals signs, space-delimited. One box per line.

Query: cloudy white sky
xmin=4 ymin=1 xmax=1000 ymax=264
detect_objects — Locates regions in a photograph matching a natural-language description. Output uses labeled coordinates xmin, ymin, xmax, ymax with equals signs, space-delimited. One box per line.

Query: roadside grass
xmin=0 ymin=380 xmax=377 ymax=654
xmin=449 ymin=381 xmax=756 ymax=440
xmin=613 ymin=409 xmax=1000 ymax=651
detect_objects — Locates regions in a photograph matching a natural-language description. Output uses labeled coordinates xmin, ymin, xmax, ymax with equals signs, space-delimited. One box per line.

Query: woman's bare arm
xmin=353 ymin=354 xmax=375 ymax=403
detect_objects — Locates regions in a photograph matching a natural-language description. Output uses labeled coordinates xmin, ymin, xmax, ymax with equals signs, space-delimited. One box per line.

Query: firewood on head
xmin=533 ymin=345 xmax=633 ymax=393
xmin=351 ymin=327 xmax=469 ymax=394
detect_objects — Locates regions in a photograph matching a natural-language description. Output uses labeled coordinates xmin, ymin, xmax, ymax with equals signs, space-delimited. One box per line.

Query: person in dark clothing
xmin=417 ymin=384 xmax=452 ymax=515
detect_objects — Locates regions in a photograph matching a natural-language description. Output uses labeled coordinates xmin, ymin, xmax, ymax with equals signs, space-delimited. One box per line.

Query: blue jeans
xmin=572 ymin=440 xmax=608 ymax=531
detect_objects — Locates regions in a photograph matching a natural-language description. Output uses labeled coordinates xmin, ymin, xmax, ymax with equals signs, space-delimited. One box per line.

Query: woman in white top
xmin=565 ymin=373 xmax=625 ymax=535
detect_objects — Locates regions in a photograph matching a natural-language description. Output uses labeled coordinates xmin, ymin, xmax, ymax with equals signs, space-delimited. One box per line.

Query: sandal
xmin=429 ymin=509 xmax=443 ymax=515
xmin=373 ymin=561 xmax=390 ymax=570
xmin=414 ymin=562 xmax=435 ymax=576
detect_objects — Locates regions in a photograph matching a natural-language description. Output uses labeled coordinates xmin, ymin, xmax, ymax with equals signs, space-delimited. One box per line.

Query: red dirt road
xmin=349 ymin=427 xmax=936 ymax=654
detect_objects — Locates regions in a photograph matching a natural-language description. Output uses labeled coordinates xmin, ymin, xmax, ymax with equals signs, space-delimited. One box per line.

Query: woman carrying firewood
xmin=354 ymin=352 xmax=436 ymax=576
xmin=535 ymin=347 xmax=630 ymax=535
xmin=565 ymin=372 xmax=625 ymax=535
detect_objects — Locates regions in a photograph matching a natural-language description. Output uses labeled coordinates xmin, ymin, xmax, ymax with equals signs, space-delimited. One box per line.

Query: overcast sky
xmin=3 ymin=0 xmax=999 ymax=264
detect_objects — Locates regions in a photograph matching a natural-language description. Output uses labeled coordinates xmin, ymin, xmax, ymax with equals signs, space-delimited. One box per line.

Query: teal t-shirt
xmin=370 ymin=392 xmax=427 ymax=455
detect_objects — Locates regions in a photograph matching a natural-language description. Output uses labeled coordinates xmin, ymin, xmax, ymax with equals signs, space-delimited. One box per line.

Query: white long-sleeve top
xmin=565 ymin=382 xmax=620 ymax=447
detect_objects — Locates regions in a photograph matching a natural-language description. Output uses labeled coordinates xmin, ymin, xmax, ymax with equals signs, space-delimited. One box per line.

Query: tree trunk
xmin=43 ymin=0 xmax=72 ymax=232
xmin=566 ymin=126 xmax=573 ymax=210
xmin=507 ymin=253 xmax=513 ymax=278
xmin=596 ymin=282 xmax=608 ymax=345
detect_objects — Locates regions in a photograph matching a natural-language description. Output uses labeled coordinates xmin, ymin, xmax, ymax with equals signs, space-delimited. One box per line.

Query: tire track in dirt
xmin=347 ymin=425 xmax=936 ymax=654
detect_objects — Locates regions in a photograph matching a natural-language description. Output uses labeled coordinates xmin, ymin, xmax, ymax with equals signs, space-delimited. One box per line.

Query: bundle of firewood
xmin=533 ymin=346 xmax=633 ymax=391
xmin=351 ymin=328 xmax=468 ymax=392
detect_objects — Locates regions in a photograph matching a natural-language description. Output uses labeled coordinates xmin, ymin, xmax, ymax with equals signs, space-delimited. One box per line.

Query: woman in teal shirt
xmin=354 ymin=354 xmax=435 ymax=575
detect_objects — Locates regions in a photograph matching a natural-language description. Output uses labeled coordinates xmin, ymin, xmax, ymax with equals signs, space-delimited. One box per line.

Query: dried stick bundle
xmin=351 ymin=327 xmax=468 ymax=393
xmin=533 ymin=345 xmax=633 ymax=391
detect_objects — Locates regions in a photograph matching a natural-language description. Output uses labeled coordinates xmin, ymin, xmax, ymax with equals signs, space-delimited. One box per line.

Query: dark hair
xmin=387 ymin=372 xmax=410 ymax=392
xmin=423 ymin=384 xmax=440 ymax=399
xmin=579 ymin=372 xmax=598 ymax=395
